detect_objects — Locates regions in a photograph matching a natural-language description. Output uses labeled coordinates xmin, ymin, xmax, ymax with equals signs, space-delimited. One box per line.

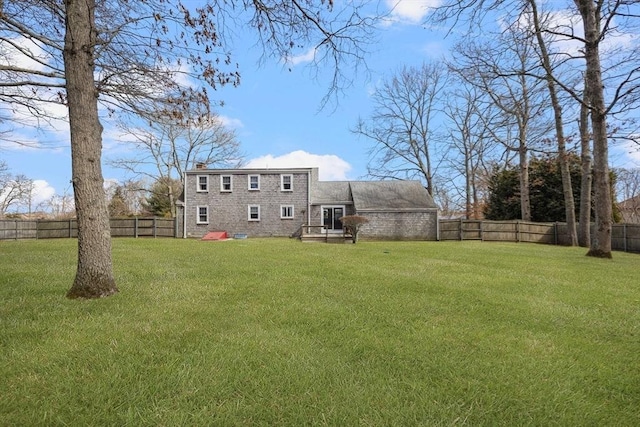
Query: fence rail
xmin=2 ymin=217 xmax=638 ymax=253
xmin=0 ymin=218 xmax=176 ymax=240
xmin=439 ymin=219 xmax=640 ymax=253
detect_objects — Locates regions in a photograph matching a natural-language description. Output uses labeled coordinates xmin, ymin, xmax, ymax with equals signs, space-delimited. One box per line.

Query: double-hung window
xmin=196 ymin=206 xmax=209 ymax=224
xmin=248 ymin=174 xmax=260 ymax=191
xmin=281 ymin=174 xmax=293 ymax=191
xmin=248 ymin=205 xmax=260 ymax=221
xmin=221 ymin=175 xmax=232 ymax=192
xmin=281 ymin=205 xmax=294 ymax=219
xmin=196 ymin=175 xmax=208 ymax=192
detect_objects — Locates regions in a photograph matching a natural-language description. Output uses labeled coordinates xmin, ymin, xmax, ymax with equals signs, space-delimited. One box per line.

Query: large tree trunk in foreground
xmin=575 ymin=0 xmax=612 ymax=258
xmin=64 ymin=0 xmax=118 ymax=298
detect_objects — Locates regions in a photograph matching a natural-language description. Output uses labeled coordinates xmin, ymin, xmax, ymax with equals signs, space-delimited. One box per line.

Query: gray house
xmin=177 ymin=166 xmax=438 ymax=240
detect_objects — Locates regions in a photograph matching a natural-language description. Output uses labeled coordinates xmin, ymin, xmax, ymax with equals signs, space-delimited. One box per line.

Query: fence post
xmin=623 ymin=223 xmax=628 ymax=253
xmin=516 ymin=220 xmax=520 ymax=243
xmin=480 ymin=220 xmax=484 ymax=241
xmin=14 ymin=219 xmax=18 ymax=240
xmin=554 ymin=222 xmax=558 ymax=245
xmin=134 ymin=217 xmax=139 ymax=238
xmin=153 ymin=217 xmax=157 ymax=238
xmin=459 ymin=218 xmax=463 ymax=241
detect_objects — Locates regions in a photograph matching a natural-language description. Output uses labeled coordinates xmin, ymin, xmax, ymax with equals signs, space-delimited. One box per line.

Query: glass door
xmin=323 ymin=206 xmax=344 ymax=232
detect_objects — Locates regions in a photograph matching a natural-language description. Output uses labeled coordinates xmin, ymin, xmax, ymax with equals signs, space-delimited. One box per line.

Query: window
xmin=248 ymin=174 xmax=260 ymax=190
xmin=281 ymin=205 xmax=294 ymax=219
xmin=281 ymin=174 xmax=293 ymax=191
xmin=196 ymin=175 xmax=208 ymax=192
xmin=248 ymin=205 xmax=260 ymax=221
xmin=221 ymin=175 xmax=232 ymax=192
xmin=196 ymin=206 xmax=209 ymax=224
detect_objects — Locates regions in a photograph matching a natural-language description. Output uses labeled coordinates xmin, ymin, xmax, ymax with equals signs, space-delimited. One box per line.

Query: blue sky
xmin=2 ymin=0 xmax=447 ymax=207
xmin=1 ymin=0 xmax=639 ymax=209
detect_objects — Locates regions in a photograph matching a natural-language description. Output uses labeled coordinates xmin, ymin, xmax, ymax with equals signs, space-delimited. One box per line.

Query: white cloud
xmin=284 ymin=47 xmax=316 ymax=66
xmin=0 ymin=36 xmax=52 ymax=72
xmin=245 ymin=150 xmax=352 ymax=180
xmin=0 ymin=36 xmax=69 ymax=133
xmin=612 ymin=140 xmax=640 ymax=169
xmin=384 ymin=0 xmax=440 ymax=25
xmin=32 ymin=180 xmax=56 ymax=206
xmin=219 ymin=115 xmax=244 ymax=129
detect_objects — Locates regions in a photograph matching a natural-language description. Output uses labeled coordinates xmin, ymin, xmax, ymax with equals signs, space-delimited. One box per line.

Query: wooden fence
xmin=439 ymin=219 xmax=640 ymax=253
xmin=0 ymin=218 xmax=176 ymax=240
xmin=2 ymin=217 xmax=638 ymax=253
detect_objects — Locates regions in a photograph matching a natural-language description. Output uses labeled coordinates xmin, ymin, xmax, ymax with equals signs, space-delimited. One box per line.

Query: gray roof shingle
xmin=311 ymin=181 xmax=352 ymax=205
xmin=350 ymin=181 xmax=436 ymax=211
xmin=312 ymin=180 xmax=436 ymax=210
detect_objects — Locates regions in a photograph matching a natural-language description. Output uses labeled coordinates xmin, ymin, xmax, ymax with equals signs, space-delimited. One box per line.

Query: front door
xmin=323 ymin=206 xmax=344 ymax=232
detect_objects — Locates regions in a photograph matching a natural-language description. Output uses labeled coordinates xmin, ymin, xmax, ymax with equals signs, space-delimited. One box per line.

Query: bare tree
xmin=522 ymin=1 xmax=579 ymax=245
xmin=616 ymin=167 xmax=640 ymax=223
xmin=445 ymin=83 xmax=499 ymax=219
xmin=575 ymin=0 xmax=611 ymax=257
xmin=1 ymin=0 xmax=376 ymax=298
xmin=353 ymin=62 xmax=449 ymax=196
xmin=449 ymin=29 xmax=553 ymax=221
xmin=431 ymin=0 xmax=640 ymax=258
xmin=42 ymin=187 xmax=75 ymax=219
xmin=110 ymin=109 xmax=243 ymax=217
xmin=119 ymin=179 xmax=148 ymax=216
xmin=61 ymin=0 xmax=117 ymax=298
xmin=578 ymin=76 xmax=593 ymax=246
xmin=0 ymin=171 xmax=33 ymax=216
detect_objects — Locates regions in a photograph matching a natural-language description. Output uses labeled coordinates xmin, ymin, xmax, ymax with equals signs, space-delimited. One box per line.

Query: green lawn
xmin=1 ymin=238 xmax=638 ymax=426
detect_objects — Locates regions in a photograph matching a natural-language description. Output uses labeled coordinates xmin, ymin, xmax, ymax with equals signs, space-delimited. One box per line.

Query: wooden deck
xmin=300 ymin=233 xmax=353 ymax=243
xmin=299 ymin=224 xmax=353 ymax=243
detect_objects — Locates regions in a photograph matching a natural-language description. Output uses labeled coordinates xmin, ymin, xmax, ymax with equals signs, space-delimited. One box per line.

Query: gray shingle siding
xmin=357 ymin=210 xmax=437 ymax=240
xmin=181 ymin=167 xmax=438 ymax=241
xmin=184 ymin=169 xmax=311 ymax=238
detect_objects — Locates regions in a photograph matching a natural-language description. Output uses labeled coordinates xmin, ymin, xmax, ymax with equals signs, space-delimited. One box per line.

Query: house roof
xmin=618 ymin=195 xmax=640 ymax=210
xmin=311 ymin=181 xmax=353 ymax=205
xmin=350 ymin=181 xmax=437 ymax=211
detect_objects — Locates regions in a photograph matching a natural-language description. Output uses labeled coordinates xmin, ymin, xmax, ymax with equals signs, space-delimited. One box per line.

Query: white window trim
xmin=196 ymin=206 xmax=209 ymax=224
xmin=220 ymin=175 xmax=233 ymax=192
xmin=280 ymin=205 xmax=294 ymax=219
xmin=248 ymin=174 xmax=260 ymax=191
xmin=196 ymin=175 xmax=209 ymax=193
xmin=248 ymin=205 xmax=260 ymax=221
xmin=281 ymin=174 xmax=293 ymax=191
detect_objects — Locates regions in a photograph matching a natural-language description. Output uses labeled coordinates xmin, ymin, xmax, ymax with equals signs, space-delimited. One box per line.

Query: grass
xmin=1 ymin=238 xmax=639 ymax=426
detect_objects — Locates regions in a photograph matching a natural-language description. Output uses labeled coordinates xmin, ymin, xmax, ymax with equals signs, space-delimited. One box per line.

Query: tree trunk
xmin=529 ymin=0 xmax=577 ymax=245
xmin=578 ymin=88 xmax=592 ymax=247
xmin=472 ymin=178 xmax=480 ymax=220
xmin=518 ymin=141 xmax=531 ymax=221
xmin=465 ymin=146 xmax=472 ymax=219
xmin=64 ymin=0 xmax=118 ymax=298
xmin=558 ymin=145 xmax=578 ymax=246
xmin=576 ymin=0 xmax=612 ymax=258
